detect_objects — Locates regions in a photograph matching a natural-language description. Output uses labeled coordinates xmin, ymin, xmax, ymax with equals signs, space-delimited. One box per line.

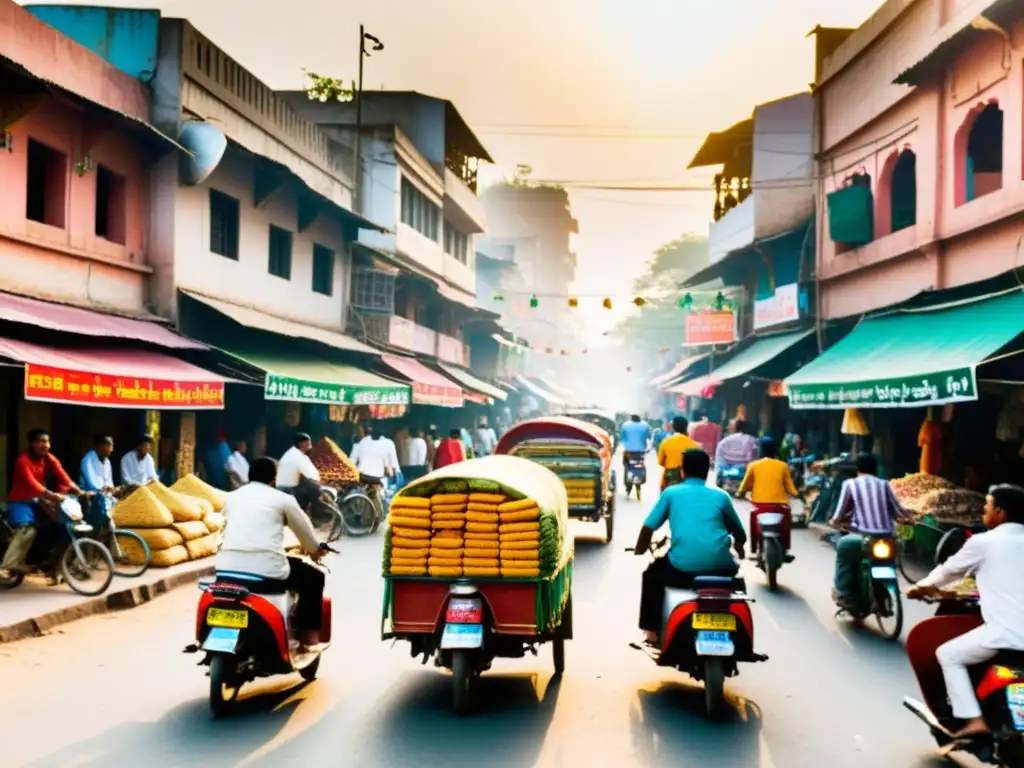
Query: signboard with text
xmin=265 ymin=373 xmax=410 ymax=406
xmin=754 ymin=283 xmax=799 ymax=330
xmin=24 ymin=363 xmax=225 ymax=409
xmin=684 ymin=311 xmax=736 ymax=346
xmin=787 ymin=367 xmax=977 ymax=409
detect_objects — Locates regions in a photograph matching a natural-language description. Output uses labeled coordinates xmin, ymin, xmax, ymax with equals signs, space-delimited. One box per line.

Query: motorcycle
xmin=717 ymin=464 xmax=747 ymax=497
xmin=832 ymin=530 xmax=903 ymax=640
xmin=623 ymin=452 xmax=646 ymax=500
xmin=0 ymin=495 xmax=115 ymax=596
xmin=752 ymin=508 xmax=790 ymax=591
xmin=185 ymin=547 xmax=337 ymax=717
xmin=904 ymin=590 xmax=1024 ymax=767
xmin=629 ymin=539 xmax=767 ymax=720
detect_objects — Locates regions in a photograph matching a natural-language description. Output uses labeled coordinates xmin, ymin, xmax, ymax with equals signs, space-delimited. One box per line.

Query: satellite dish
xmin=179 ymin=120 xmax=226 ymax=185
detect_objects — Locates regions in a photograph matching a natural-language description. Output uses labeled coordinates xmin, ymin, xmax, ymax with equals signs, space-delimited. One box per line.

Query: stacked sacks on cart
xmin=383 ymin=455 xmax=571 ymax=580
xmin=111 ymin=475 xmax=228 ymax=567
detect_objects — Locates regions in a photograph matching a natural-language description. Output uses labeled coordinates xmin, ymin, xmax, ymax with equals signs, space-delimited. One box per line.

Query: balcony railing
xmin=437 ymin=333 xmax=467 ymax=366
xmin=713 ymin=173 xmax=752 ymax=222
xmin=445 ymin=150 xmax=479 ymax=193
xmin=353 ymin=311 xmax=456 ymax=359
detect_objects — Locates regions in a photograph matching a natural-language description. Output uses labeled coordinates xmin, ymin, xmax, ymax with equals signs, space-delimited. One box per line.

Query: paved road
xmin=0 ymin=486 xmax=965 ymax=767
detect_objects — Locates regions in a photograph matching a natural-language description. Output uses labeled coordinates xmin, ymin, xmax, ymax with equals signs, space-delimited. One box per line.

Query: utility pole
xmin=353 ymin=26 xmax=383 ymax=216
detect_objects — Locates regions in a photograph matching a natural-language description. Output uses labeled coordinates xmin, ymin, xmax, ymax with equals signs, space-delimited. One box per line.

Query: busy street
xmin=0 ymin=468 xmax=956 ymax=768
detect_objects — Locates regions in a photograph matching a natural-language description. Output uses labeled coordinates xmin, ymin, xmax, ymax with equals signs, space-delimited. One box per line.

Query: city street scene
xmin=1 ymin=0 xmax=1024 ymax=766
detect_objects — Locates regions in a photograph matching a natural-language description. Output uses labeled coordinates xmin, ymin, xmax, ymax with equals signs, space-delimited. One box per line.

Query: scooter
xmin=629 ymin=539 xmax=767 ymax=720
xmin=831 ymin=530 xmax=904 ymax=640
xmin=753 ymin=509 xmax=788 ymax=591
xmin=717 ymin=464 xmax=747 ymax=497
xmin=185 ymin=546 xmax=337 ymax=717
xmin=623 ymin=452 xmax=646 ymax=500
xmin=904 ymin=591 xmax=1024 ymax=767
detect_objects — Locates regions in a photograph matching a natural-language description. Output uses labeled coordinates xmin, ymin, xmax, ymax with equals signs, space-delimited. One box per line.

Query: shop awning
xmin=785 ymin=290 xmax=1024 ymax=409
xmin=667 ymin=375 xmax=721 ymax=398
xmin=181 ymin=291 xmax=378 ymax=355
xmin=228 ymin=350 xmax=409 ymax=406
xmin=437 ymin=363 xmax=508 ymax=403
xmin=0 ymin=291 xmax=204 ymax=349
xmin=708 ymin=329 xmax=814 ymax=382
xmin=651 ymin=354 xmax=708 ymax=388
xmin=381 ymin=354 xmax=463 ymax=407
xmin=0 ymin=338 xmax=226 ymax=409
xmin=513 ymin=374 xmax=566 ymax=405
xmin=496 ymin=378 xmax=519 ymax=392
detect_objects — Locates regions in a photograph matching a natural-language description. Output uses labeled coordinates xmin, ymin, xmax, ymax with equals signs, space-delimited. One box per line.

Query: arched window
xmin=891 ymin=150 xmax=916 ymax=232
xmin=955 ymin=101 xmax=1003 ymax=206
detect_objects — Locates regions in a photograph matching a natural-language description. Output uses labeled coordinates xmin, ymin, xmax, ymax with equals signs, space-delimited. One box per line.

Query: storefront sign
xmin=24 ymin=363 xmax=225 ymax=409
xmin=411 ymin=382 xmax=463 ymax=407
xmin=264 ymin=374 xmax=410 ymax=406
xmin=754 ymin=283 xmax=799 ymax=330
xmin=684 ymin=311 xmax=736 ymax=346
xmin=787 ymin=367 xmax=977 ymax=409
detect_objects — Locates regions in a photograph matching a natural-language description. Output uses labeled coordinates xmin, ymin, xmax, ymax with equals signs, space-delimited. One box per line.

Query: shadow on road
xmin=630 ymin=681 xmax=764 ymax=764
xmin=25 ymin=679 xmax=308 ymax=767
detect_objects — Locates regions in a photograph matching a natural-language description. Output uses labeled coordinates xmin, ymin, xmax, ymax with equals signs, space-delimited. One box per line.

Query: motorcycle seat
xmin=359 ymin=474 xmax=383 ymax=486
xmin=694 ymin=575 xmax=747 ymax=592
xmin=214 ymin=571 xmax=289 ymax=595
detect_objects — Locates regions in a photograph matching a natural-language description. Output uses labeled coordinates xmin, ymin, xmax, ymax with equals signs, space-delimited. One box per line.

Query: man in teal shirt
xmin=633 ymin=449 xmax=747 ymax=643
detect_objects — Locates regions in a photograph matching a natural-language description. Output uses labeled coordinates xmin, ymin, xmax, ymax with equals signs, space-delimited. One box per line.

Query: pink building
xmin=816 ymin=0 xmax=1024 ymax=319
xmin=0 ymin=0 xmax=180 ymax=315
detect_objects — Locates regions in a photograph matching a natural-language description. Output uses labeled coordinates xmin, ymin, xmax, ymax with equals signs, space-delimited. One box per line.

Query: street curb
xmin=0 ymin=563 xmax=215 ymax=644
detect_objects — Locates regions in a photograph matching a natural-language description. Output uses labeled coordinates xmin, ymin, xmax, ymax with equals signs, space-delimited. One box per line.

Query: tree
xmin=302 ymin=69 xmax=355 ymax=103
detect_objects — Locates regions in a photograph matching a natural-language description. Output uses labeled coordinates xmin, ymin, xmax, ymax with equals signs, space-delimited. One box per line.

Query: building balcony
xmin=354 ymin=312 xmax=469 ymax=364
xmin=437 ymin=332 xmax=469 ymax=367
xmin=708 ymin=185 xmax=814 ymax=264
xmin=444 ymin=168 xmax=486 ymax=234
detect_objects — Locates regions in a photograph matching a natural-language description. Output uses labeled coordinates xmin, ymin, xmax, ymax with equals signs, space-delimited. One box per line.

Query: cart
xmin=495 ymin=416 xmax=615 ymax=542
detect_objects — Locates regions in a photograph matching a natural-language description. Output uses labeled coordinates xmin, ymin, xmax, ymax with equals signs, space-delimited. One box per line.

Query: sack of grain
xmin=111 ymin=487 xmax=174 ymax=529
xmin=186 ymin=533 xmax=220 ymax=560
xmin=139 ymin=543 xmax=190 ymax=568
xmin=173 ymin=520 xmax=210 ymax=541
xmin=203 ymin=511 xmax=226 ymax=533
xmin=147 ymin=480 xmax=205 ymax=522
xmin=171 ymin=474 xmax=228 ymax=512
xmin=126 ymin=527 xmax=184 ymax=550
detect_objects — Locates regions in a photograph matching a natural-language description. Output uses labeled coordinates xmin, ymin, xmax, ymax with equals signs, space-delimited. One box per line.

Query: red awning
xmin=666 ymin=375 xmax=722 ymax=398
xmin=0 ymin=338 xmax=226 ymax=409
xmin=0 ymin=292 xmax=204 ymax=349
xmin=381 ymin=354 xmax=462 ymax=407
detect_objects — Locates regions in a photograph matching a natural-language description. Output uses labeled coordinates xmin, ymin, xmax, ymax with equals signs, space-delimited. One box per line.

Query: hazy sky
xmin=27 ymin=0 xmax=884 ymax=332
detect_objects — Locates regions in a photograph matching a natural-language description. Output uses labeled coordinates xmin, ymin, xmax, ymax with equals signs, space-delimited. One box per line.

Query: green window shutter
xmin=827 ymin=183 xmax=874 ymax=246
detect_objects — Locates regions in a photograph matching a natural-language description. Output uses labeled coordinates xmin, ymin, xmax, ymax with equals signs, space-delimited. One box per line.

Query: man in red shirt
xmin=433 ymin=429 xmax=466 ymax=470
xmin=1 ymin=428 xmax=80 ymax=572
xmin=688 ymin=411 xmax=723 ymax=458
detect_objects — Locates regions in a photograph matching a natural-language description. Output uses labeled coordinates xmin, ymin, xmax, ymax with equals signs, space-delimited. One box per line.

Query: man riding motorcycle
xmin=633 ymin=448 xmax=746 ymax=645
xmin=216 ymin=456 xmax=328 ymax=648
xmin=907 ymin=483 xmax=1024 ymax=739
xmin=620 ymin=413 xmax=652 ymax=474
xmin=657 ymin=416 xmax=701 ymax=489
xmin=278 ymin=432 xmax=322 ymax=511
xmin=737 ymin=437 xmax=803 ymax=561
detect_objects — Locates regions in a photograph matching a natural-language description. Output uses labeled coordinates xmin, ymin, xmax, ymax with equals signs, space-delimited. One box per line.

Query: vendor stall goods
xmin=383 ymin=456 xmax=571 ymax=580
xmin=172 ymin=474 xmax=228 ymax=512
xmin=890 ymin=472 xmax=957 ymax=513
xmin=112 ymin=484 xmax=225 ymax=567
xmin=308 ymin=436 xmax=359 ymax=485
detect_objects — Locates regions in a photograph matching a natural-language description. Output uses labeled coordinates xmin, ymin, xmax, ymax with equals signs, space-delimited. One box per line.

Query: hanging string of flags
xmin=493 ymin=291 xmax=738 ymax=311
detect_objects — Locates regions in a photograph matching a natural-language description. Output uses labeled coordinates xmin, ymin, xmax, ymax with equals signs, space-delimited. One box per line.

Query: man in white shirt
xmin=908 ymin=484 xmax=1024 ymax=737
xmin=277 ymin=433 xmax=321 ymax=510
xmin=217 ymin=457 xmax=326 ymax=645
xmin=403 ymin=428 xmax=429 ymax=482
xmin=225 ymin=439 xmax=250 ymax=489
xmin=474 ymin=419 xmax=498 ymax=457
xmin=120 ymin=436 xmax=159 ymax=487
xmin=350 ymin=425 xmax=392 ymax=479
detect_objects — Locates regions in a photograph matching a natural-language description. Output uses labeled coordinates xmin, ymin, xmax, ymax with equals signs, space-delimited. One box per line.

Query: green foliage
xmin=302 ymin=69 xmax=355 ymax=103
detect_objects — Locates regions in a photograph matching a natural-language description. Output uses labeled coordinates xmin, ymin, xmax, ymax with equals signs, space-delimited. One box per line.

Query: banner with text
xmin=684 ymin=311 xmax=736 ymax=346
xmin=754 ymin=283 xmax=799 ymax=330
xmin=25 ymin=363 xmax=225 ymax=409
xmin=787 ymin=367 xmax=977 ymax=409
xmin=265 ymin=374 xmax=410 ymax=406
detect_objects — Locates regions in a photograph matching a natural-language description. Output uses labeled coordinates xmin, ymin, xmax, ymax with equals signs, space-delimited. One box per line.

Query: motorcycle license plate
xmin=870 ymin=566 xmax=898 ymax=580
xmin=695 ymin=630 xmax=735 ymax=656
xmin=1007 ymin=684 xmax=1024 ymax=730
xmin=207 ymin=608 xmax=249 ymax=629
xmin=446 ymin=598 xmax=482 ymax=624
xmin=692 ymin=613 xmax=736 ymax=631
xmin=202 ymin=627 xmax=241 ymax=653
xmin=441 ymin=623 xmax=483 ymax=650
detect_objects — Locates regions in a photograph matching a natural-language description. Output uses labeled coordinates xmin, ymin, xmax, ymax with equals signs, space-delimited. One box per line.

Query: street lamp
xmin=354 ymin=25 xmax=384 ymax=213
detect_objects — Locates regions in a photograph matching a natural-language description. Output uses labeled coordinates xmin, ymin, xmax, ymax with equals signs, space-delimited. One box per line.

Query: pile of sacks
xmin=386 ymin=492 xmax=544 ymax=578
xmin=112 ymin=474 xmax=227 ymax=567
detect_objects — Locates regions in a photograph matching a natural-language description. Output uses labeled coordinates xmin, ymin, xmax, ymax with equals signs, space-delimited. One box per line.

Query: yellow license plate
xmin=207 ymin=608 xmax=248 ymax=628
xmin=692 ymin=613 xmax=736 ymax=631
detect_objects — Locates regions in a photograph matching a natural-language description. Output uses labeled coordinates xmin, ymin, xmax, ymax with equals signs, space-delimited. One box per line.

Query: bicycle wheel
xmin=61 ymin=538 xmax=115 ymax=596
xmin=341 ymin=493 xmax=377 ymax=536
xmin=111 ymin=529 xmax=149 ymax=577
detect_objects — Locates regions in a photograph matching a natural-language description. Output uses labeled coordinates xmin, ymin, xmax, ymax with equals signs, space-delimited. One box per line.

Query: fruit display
xmin=917 ymin=488 xmax=986 ymax=525
xmin=308 ymin=436 xmax=359 ymax=486
xmin=383 ymin=455 xmax=571 ymax=580
xmin=890 ymin=472 xmax=957 ymax=512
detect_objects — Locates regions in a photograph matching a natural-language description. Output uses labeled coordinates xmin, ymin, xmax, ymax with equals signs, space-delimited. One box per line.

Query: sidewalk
xmin=0 ymin=558 xmax=214 ymax=643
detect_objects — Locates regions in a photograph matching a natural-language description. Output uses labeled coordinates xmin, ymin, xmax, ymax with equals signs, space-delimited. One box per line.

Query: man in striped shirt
xmin=714 ymin=420 xmax=759 ymax=469
xmin=830 ymin=453 xmax=908 ymax=604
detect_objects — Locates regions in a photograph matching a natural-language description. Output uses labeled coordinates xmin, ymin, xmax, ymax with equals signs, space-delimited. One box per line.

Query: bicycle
xmin=91 ymin=491 xmax=150 ymax=578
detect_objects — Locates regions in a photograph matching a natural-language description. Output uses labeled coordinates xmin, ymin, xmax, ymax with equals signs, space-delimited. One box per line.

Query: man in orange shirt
xmin=657 ymin=416 xmax=702 ymax=489
xmin=738 ymin=438 xmax=802 ymax=558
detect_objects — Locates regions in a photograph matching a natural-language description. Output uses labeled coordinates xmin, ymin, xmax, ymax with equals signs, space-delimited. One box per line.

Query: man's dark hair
xmin=761 ymin=438 xmax=779 ymax=459
xmin=294 ymin=432 xmax=311 ymax=447
xmin=855 ymin=452 xmax=879 ymax=475
xmin=449 ymin=429 xmax=461 ymax=439
xmin=138 ymin=434 xmax=154 ymax=445
xmin=672 ymin=416 xmax=689 ymax=434
xmin=733 ymin=420 xmax=747 ymax=435
xmin=630 ymin=414 xmax=640 ymax=422
xmin=989 ymin=484 xmax=1024 ymax=523
xmin=27 ymin=428 xmax=48 ymax=442
xmin=94 ymin=434 xmax=113 ymax=447
xmin=682 ymin=449 xmax=710 ymax=480
xmin=363 ymin=423 xmax=375 ymax=436
xmin=249 ymin=457 xmax=278 ymax=485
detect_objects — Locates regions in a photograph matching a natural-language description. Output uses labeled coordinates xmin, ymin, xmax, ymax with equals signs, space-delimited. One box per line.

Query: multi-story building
xmin=282 ymin=90 xmax=492 ymax=371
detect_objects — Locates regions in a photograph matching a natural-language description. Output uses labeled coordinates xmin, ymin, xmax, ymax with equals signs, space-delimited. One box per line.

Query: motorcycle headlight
xmin=871 ymin=539 xmax=893 ymax=560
